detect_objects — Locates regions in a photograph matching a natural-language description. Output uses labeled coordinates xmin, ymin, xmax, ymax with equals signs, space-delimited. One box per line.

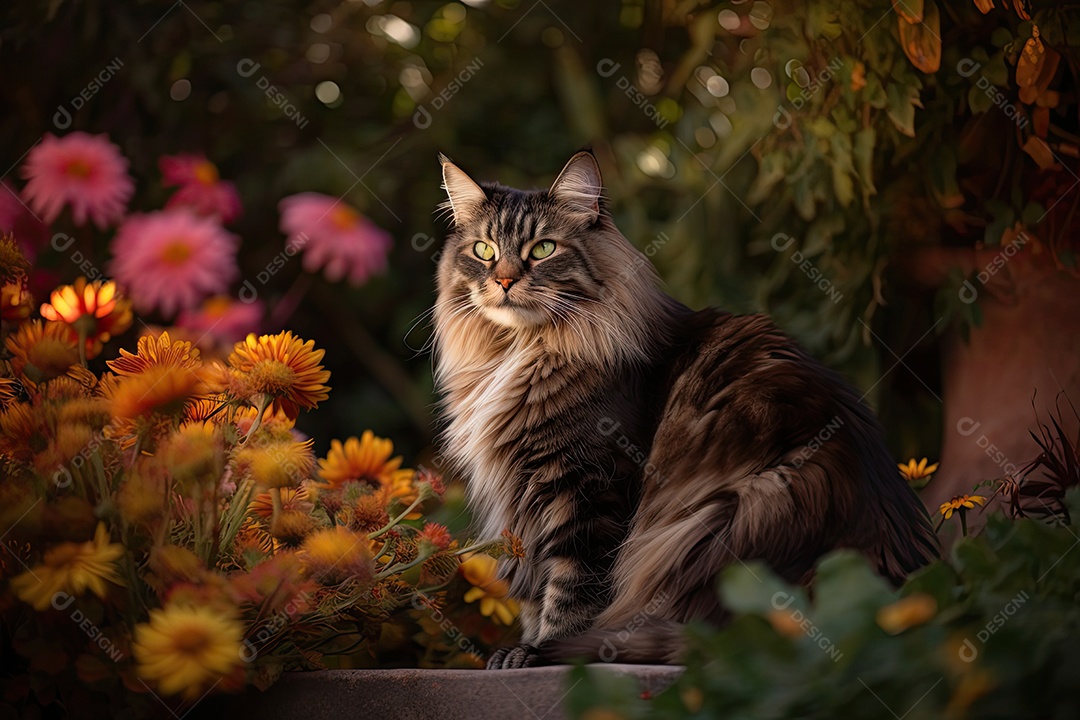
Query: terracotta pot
xmin=904 ymin=246 xmax=1080 ymax=517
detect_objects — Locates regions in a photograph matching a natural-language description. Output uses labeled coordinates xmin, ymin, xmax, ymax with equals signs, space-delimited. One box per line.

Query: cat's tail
xmin=540 ymin=620 xmax=686 ymax=665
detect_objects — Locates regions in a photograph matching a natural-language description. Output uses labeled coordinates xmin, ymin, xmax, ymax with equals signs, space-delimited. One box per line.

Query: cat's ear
xmin=550 ymin=151 xmax=603 ymax=221
xmin=439 ymin=154 xmax=487 ymax=226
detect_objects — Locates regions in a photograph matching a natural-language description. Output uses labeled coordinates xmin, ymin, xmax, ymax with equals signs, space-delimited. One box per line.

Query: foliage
xmin=565 ymin=489 xmax=1080 ymax=720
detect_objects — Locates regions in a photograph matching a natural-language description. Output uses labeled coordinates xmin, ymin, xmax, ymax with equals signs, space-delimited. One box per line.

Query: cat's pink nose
xmin=496 ymin=278 xmax=516 ymax=292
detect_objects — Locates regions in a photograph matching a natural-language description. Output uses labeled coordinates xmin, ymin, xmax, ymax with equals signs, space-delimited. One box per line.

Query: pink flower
xmin=160 ymin=154 xmax=242 ymax=223
xmin=20 ymin=132 xmax=134 ymax=228
xmin=177 ymin=295 xmax=262 ymax=347
xmin=108 ymin=209 xmax=239 ymax=318
xmin=279 ymin=193 xmax=391 ymax=286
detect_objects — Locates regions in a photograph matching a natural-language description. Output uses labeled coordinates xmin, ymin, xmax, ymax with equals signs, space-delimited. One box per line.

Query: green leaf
xmin=832 ymin=162 xmax=855 ymax=207
xmin=853 ymin=127 xmax=877 ymax=196
xmin=886 ymin=83 xmax=920 ymax=137
xmin=719 ymin=562 xmax=800 ymax=615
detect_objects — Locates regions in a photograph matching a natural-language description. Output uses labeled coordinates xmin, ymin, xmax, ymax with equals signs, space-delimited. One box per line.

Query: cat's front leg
xmin=487 ymin=557 xmax=600 ymax=669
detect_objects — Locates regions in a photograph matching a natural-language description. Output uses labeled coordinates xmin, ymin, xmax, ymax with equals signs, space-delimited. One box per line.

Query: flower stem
xmin=242 ymin=395 xmax=271 ymax=442
xmin=959 ymin=508 xmax=969 ymax=537
xmin=367 ymin=496 xmax=425 ymax=540
xmin=270 ymin=486 xmax=284 ymax=530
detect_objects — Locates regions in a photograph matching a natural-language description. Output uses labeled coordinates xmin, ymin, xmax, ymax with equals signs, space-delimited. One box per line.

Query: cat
xmin=432 ymin=150 xmax=939 ymax=669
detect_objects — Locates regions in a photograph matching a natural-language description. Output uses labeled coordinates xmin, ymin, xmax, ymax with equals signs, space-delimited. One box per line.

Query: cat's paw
xmin=486 ymin=644 xmax=545 ymax=669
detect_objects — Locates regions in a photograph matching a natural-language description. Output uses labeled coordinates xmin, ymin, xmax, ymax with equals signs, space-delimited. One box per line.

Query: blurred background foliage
xmin=3 ymin=0 xmax=1078 ymax=465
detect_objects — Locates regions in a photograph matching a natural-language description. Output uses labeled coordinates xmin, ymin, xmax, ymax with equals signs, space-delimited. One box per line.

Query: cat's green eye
xmin=530 ymin=240 xmax=556 ymax=260
xmin=473 ymin=241 xmax=495 ymax=261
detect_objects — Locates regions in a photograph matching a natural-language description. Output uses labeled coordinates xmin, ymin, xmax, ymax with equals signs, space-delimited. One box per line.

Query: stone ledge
xmin=201 ymin=665 xmax=683 ymax=720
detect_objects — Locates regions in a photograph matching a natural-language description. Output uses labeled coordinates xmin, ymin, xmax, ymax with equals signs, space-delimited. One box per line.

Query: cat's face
xmin=437 ymin=152 xmax=606 ymax=330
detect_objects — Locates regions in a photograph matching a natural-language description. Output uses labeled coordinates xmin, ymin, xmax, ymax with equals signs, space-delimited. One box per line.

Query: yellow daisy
xmin=107 ymin=330 xmax=201 ymax=376
xmin=133 ymin=604 xmax=244 ymax=700
xmin=227 ymin=331 xmax=330 ymax=419
xmin=459 ymin=553 xmax=519 ymax=625
xmin=315 ymin=431 xmax=416 ymax=501
xmin=898 ymin=457 xmax=939 ymax=487
xmin=10 ymin=522 xmax=125 ymax=610
xmin=939 ymin=494 xmax=986 ymax=520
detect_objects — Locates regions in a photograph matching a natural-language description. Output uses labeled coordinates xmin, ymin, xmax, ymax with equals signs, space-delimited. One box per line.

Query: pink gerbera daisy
xmin=108 ymin=209 xmax=239 ymax=318
xmin=160 ymin=154 xmax=242 ymax=223
xmin=21 ymin=132 xmax=134 ymax=228
xmin=279 ymin=193 xmax=391 ymax=286
xmin=177 ymin=295 xmax=263 ymax=348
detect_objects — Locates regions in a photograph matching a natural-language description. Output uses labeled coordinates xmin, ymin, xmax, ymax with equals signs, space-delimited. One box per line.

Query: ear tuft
xmin=549 ymin=151 xmax=603 ymax=221
xmin=440 ymin=155 xmax=487 ymax=226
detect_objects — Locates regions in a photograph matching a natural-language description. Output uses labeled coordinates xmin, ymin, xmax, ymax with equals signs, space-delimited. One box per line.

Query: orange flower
xmin=299 ymin=526 xmax=374 ymax=585
xmin=107 ymin=330 xmax=200 ymax=376
xmin=40 ymin=278 xmax=132 ymax=359
xmin=418 ymin=522 xmax=452 ymax=551
xmin=876 ymin=593 xmax=937 ymax=634
xmin=109 ymin=364 xmax=206 ymax=419
xmin=249 ymin=486 xmax=313 ymax=519
xmin=316 ymin=431 xmax=416 ymax=501
xmin=939 ymin=494 xmax=986 ymax=520
xmin=5 ymin=319 xmax=80 ymax=383
xmin=227 ymin=331 xmax=330 ymax=419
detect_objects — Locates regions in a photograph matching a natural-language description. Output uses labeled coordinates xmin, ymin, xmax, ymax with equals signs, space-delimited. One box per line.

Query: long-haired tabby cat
xmin=432 ymin=150 xmax=938 ymax=669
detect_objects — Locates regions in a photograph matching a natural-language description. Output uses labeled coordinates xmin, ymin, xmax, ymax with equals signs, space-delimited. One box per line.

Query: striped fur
xmin=432 ymin=152 xmax=939 ymax=668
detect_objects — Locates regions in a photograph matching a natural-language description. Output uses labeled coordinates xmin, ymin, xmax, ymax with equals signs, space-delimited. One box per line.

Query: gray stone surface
xmin=205 ymin=665 xmax=682 ymax=719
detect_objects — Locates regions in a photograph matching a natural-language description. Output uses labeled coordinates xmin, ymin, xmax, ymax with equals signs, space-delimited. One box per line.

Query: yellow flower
xmin=107 ymin=330 xmax=200 ymax=376
xmin=10 ymin=523 xmax=124 ymax=610
xmin=227 ymin=331 xmax=330 ymax=419
xmin=299 ymin=526 xmax=374 ymax=585
xmin=133 ymin=604 xmax=244 ymax=700
xmin=270 ymin=510 xmax=317 ymax=547
xmin=109 ymin=364 xmax=206 ymax=419
xmin=5 ymin=319 xmax=81 ymax=383
xmin=939 ymin=494 xmax=987 ymax=520
xmin=316 ymin=431 xmax=416 ymax=502
xmin=460 ymin=553 xmax=519 ymax=625
xmin=876 ymin=593 xmax=937 ymax=634
xmin=898 ymin=457 xmax=939 ymax=489
xmin=161 ymin=421 xmax=225 ymax=491
xmin=235 ymin=438 xmax=315 ymax=489
xmin=0 ymin=401 xmax=45 ymax=465
xmin=39 ymin=278 xmax=133 ymax=359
